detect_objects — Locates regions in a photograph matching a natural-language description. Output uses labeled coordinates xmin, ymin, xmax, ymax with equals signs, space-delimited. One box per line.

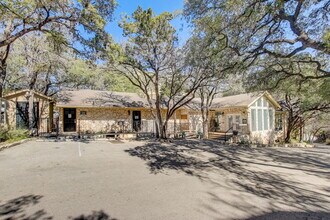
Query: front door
xmin=132 ymin=111 xmax=141 ymax=132
xmin=63 ymin=108 xmax=76 ymax=132
xmin=228 ymin=115 xmax=241 ymax=131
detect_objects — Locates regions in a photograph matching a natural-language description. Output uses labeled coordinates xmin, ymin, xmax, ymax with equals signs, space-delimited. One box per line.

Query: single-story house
xmin=0 ymin=89 xmax=54 ymax=133
xmin=208 ymin=91 xmax=286 ymax=143
xmin=56 ymin=90 xmax=189 ymax=136
xmin=1 ymin=89 xmax=285 ymax=143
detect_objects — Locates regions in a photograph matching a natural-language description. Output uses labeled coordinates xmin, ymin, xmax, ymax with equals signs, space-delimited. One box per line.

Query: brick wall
xmin=5 ymin=94 xmax=51 ymax=132
xmin=58 ymin=107 xmax=192 ymax=135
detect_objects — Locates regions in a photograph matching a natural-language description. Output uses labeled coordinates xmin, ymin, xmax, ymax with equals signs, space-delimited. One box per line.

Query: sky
xmin=105 ymin=0 xmax=191 ymax=45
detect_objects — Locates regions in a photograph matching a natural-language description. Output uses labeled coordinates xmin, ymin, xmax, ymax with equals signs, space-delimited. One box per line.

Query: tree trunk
xmin=299 ymin=117 xmax=303 ymax=142
xmin=0 ymin=60 xmax=7 ymax=98
xmin=28 ymin=91 xmax=35 ymax=133
xmin=285 ymin=119 xmax=294 ymax=143
xmin=28 ymin=72 xmax=38 ymax=133
xmin=0 ymin=66 xmax=5 ymax=98
xmin=201 ymin=106 xmax=209 ymax=139
xmin=161 ymin=120 xmax=168 ymax=139
xmin=285 ymin=127 xmax=291 ymax=143
xmin=0 ymin=45 xmax=11 ymax=98
xmin=154 ymin=74 xmax=166 ymax=139
xmin=154 ymin=119 xmax=160 ymax=138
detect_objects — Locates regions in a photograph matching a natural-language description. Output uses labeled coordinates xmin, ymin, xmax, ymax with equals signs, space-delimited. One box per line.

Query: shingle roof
xmin=211 ymin=93 xmax=261 ymax=108
xmin=56 ymin=90 xmax=281 ymax=109
xmin=57 ymin=90 xmax=148 ymax=108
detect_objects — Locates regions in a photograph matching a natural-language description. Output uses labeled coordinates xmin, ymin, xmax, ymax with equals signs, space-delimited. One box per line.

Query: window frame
xmin=250 ymin=97 xmax=275 ymax=132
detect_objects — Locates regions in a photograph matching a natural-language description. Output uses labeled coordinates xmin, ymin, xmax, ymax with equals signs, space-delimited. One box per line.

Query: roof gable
xmin=210 ymin=91 xmax=281 ymax=109
xmin=248 ymin=91 xmax=281 ymax=109
xmin=3 ymin=89 xmax=54 ymax=101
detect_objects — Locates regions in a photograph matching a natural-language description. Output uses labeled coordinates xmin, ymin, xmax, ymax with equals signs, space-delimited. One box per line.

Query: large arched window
xmin=250 ymin=97 xmax=274 ymax=132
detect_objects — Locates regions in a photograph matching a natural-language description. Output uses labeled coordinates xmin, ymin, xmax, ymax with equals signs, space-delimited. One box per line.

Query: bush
xmin=0 ymin=127 xmax=29 ymax=143
xmin=0 ymin=125 xmax=9 ymax=142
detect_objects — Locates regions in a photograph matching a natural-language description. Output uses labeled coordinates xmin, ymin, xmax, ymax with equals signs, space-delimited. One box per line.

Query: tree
xmin=184 ymin=17 xmax=239 ymax=138
xmin=0 ymin=0 xmax=116 ymax=97
xmin=5 ymin=36 xmax=138 ymax=96
xmin=248 ymin=69 xmax=330 ymax=142
xmin=184 ymin=0 xmax=330 ymax=85
xmin=304 ymin=112 xmax=330 ymax=143
xmin=109 ymin=7 xmax=209 ymax=139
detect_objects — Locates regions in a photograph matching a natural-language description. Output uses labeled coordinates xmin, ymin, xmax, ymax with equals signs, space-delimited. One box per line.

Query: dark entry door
xmin=132 ymin=111 xmax=141 ymax=132
xmin=63 ymin=108 xmax=76 ymax=132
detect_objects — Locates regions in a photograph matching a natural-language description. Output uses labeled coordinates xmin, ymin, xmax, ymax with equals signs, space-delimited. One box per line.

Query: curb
xmin=0 ymin=138 xmax=33 ymax=152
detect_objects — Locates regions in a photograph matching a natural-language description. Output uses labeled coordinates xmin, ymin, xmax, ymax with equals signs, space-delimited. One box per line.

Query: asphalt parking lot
xmin=0 ymin=140 xmax=329 ymax=220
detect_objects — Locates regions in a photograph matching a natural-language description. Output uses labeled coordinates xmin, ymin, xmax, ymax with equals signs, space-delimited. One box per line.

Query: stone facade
xmin=57 ymin=107 xmax=188 ymax=135
xmin=2 ymin=91 xmax=53 ymax=133
xmin=55 ymin=91 xmax=285 ymax=143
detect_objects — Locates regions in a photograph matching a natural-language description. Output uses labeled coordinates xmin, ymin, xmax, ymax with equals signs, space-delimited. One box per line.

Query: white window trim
xmin=250 ymin=97 xmax=275 ymax=132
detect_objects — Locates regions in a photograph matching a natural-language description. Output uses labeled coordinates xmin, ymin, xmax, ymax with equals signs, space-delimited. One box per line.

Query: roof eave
xmin=3 ymin=89 xmax=54 ymax=101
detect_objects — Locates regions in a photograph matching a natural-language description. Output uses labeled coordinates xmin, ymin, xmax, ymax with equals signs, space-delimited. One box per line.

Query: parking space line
xmin=78 ymin=142 xmax=82 ymax=157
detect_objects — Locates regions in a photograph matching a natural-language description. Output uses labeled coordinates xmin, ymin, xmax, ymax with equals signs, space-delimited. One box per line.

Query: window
xmin=257 ymin=109 xmax=262 ymax=131
xmin=0 ymin=112 xmax=4 ymax=124
xmin=181 ymin=114 xmax=188 ymax=120
xmin=269 ymin=109 xmax=274 ymax=129
xmin=251 ymin=109 xmax=256 ymax=131
xmin=257 ymin=99 xmax=262 ymax=107
xmin=263 ymin=97 xmax=268 ymax=107
xmin=16 ymin=102 xmax=39 ymax=129
xmin=250 ymin=96 xmax=275 ymax=132
xmin=0 ymin=100 xmax=5 ymax=124
xmin=263 ymin=109 xmax=268 ymax=130
xmin=275 ymin=116 xmax=282 ymax=131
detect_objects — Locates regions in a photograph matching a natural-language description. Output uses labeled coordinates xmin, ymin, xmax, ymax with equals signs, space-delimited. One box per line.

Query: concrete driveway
xmin=0 ymin=140 xmax=329 ymax=220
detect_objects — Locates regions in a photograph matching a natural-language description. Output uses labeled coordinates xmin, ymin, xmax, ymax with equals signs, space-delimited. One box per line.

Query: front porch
xmin=209 ymin=107 xmax=250 ymax=135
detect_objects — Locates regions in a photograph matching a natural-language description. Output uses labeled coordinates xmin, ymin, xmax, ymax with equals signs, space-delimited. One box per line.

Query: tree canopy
xmin=0 ymin=0 xmax=116 ymax=96
xmin=184 ymin=0 xmax=330 ymax=85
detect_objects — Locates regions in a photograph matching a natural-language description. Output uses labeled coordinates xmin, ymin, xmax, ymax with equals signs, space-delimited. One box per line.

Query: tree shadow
xmin=246 ymin=211 xmax=330 ymax=220
xmin=0 ymin=196 xmax=118 ymax=220
xmin=70 ymin=210 xmax=117 ymax=220
xmin=0 ymin=194 xmax=52 ymax=219
xmin=125 ymin=140 xmax=330 ymax=211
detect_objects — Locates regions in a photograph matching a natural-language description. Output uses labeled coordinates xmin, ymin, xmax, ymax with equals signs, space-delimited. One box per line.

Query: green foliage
xmin=0 ymin=126 xmax=28 ymax=143
xmin=0 ymin=0 xmax=116 ymax=55
xmin=110 ymin=7 xmax=180 ymax=94
xmin=323 ymin=30 xmax=330 ymax=50
xmin=184 ymin=0 xmax=330 ymax=87
xmin=65 ymin=59 xmax=139 ymax=92
xmin=0 ymin=125 xmax=8 ymax=142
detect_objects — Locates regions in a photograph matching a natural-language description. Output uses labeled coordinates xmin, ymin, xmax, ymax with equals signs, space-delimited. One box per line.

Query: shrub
xmin=7 ymin=129 xmax=29 ymax=139
xmin=0 ymin=125 xmax=9 ymax=142
xmin=0 ymin=127 xmax=29 ymax=143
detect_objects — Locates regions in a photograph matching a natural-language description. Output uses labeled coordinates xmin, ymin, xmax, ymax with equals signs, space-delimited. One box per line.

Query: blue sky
xmin=105 ymin=0 xmax=191 ymax=45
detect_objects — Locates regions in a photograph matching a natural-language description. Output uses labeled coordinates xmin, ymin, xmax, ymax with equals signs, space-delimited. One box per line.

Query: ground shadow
xmin=71 ymin=210 xmax=117 ymax=220
xmin=125 ymin=140 xmax=330 ymax=211
xmin=0 ymin=194 xmax=52 ymax=219
xmin=246 ymin=211 xmax=330 ymax=220
xmin=0 ymin=195 xmax=118 ymax=220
